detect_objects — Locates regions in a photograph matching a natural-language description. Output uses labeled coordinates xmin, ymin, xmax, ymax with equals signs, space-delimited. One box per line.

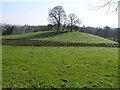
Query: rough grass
xmin=2 ymin=45 xmax=118 ymax=88
xmin=2 ymin=31 xmax=117 ymax=43
xmin=0 ymin=45 xmax=2 ymax=90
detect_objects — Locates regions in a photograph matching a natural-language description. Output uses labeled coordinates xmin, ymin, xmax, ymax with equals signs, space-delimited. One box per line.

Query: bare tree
xmin=48 ymin=6 xmax=67 ymax=31
xmin=68 ymin=13 xmax=81 ymax=31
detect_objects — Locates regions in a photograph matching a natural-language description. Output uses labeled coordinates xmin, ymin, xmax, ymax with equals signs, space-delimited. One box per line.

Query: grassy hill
xmin=2 ymin=31 xmax=117 ymax=44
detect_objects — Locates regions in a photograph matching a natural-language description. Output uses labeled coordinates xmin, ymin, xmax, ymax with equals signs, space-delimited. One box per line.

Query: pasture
xmin=2 ymin=45 xmax=118 ymax=88
xmin=2 ymin=31 xmax=119 ymax=88
xmin=2 ymin=31 xmax=117 ymax=44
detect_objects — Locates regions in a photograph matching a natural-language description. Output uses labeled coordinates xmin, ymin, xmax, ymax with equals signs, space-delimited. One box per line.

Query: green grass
xmin=1 ymin=32 xmax=41 ymax=40
xmin=2 ymin=31 xmax=119 ymax=88
xmin=2 ymin=31 xmax=117 ymax=43
xmin=2 ymin=45 xmax=118 ymax=88
xmin=0 ymin=45 xmax=2 ymax=90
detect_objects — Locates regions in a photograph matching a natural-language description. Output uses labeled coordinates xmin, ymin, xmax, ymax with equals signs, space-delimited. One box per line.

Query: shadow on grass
xmin=18 ymin=31 xmax=69 ymax=39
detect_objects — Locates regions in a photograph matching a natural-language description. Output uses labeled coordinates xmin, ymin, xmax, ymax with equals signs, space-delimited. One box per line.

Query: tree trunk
xmin=57 ymin=22 xmax=60 ymax=31
xmin=70 ymin=26 xmax=72 ymax=32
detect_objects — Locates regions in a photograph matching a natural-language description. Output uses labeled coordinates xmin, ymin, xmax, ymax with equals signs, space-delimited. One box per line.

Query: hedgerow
xmin=2 ymin=39 xmax=119 ymax=48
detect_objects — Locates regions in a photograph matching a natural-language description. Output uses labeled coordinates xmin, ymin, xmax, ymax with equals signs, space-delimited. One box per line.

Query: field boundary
xmin=2 ymin=39 xmax=119 ymax=48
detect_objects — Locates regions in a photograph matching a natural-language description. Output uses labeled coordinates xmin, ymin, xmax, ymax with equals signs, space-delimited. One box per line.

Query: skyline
xmin=0 ymin=0 xmax=118 ymax=28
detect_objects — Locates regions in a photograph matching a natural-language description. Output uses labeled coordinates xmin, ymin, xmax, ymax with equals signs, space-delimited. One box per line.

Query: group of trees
xmin=1 ymin=24 xmax=48 ymax=35
xmin=48 ymin=0 xmax=120 ymax=31
xmin=48 ymin=6 xmax=81 ymax=31
xmin=1 ymin=25 xmax=14 ymax=35
xmin=80 ymin=26 xmax=118 ymax=42
xmin=1 ymin=6 xmax=81 ymax=35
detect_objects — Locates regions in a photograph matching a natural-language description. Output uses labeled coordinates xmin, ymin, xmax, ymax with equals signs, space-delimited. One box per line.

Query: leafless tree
xmin=48 ymin=6 xmax=67 ymax=31
xmin=68 ymin=13 xmax=81 ymax=31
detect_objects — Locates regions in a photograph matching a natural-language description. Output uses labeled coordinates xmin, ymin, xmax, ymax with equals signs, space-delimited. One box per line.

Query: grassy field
xmin=2 ymin=31 xmax=117 ymax=43
xmin=2 ymin=31 xmax=119 ymax=88
xmin=2 ymin=45 xmax=118 ymax=88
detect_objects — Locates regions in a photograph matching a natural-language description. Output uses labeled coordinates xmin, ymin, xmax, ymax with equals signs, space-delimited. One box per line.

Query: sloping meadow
xmin=2 ymin=31 xmax=118 ymax=47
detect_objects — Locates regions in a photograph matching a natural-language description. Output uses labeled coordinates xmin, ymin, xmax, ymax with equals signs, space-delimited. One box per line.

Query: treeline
xmin=1 ymin=24 xmax=119 ymax=43
xmin=1 ymin=24 xmax=48 ymax=35
xmin=80 ymin=26 xmax=118 ymax=42
xmin=0 ymin=24 xmax=79 ymax=35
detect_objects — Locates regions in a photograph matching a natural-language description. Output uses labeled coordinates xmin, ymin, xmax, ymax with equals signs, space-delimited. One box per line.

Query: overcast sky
xmin=0 ymin=0 xmax=118 ymax=28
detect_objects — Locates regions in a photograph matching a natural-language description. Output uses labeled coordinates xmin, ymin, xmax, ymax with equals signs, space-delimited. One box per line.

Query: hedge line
xmin=2 ymin=39 xmax=119 ymax=48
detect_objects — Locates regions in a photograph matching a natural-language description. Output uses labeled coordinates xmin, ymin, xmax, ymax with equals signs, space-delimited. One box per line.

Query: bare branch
xmin=68 ymin=13 xmax=81 ymax=31
xmin=88 ymin=0 xmax=119 ymax=13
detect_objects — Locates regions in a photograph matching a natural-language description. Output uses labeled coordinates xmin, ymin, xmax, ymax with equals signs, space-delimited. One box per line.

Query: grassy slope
xmin=1 ymin=32 xmax=40 ymax=40
xmin=2 ymin=31 xmax=117 ymax=43
xmin=0 ymin=45 xmax=1 ymax=90
xmin=2 ymin=45 xmax=118 ymax=88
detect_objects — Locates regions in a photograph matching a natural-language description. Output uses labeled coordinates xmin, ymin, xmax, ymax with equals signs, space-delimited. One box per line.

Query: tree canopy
xmin=68 ymin=13 xmax=81 ymax=31
xmin=48 ymin=6 xmax=67 ymax=31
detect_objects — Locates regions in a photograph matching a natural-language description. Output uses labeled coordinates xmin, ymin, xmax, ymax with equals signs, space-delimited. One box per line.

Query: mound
xmin=2 ymin=31 xmax=117 ymax=44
